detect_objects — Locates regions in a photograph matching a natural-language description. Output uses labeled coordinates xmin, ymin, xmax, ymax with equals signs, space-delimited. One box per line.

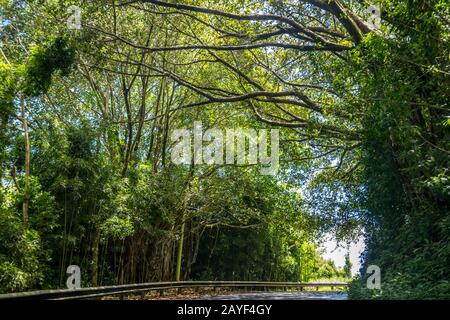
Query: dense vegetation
xmin=347 ymin=1 xmax=450 ymax=299
xmin=0 ymin=0 xmax=448 ymax=299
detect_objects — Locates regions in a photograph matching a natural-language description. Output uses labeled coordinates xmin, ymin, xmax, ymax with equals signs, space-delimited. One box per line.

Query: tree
xmin=343 ymin=254 xmax=352 ymax=279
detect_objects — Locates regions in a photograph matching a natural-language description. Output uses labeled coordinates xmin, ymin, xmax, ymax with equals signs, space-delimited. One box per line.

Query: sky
xmin=319 ymin=235 xmax=365 ymax=276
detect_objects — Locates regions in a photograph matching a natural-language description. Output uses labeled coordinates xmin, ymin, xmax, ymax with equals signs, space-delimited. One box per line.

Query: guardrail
xmin=0 ymin=281 xmax=348 ymax=300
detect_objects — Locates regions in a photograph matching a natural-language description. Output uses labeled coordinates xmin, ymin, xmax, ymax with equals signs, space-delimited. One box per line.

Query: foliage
xmin=343 ymin=0 xmax=450 ymax=299
xmin=23 ymin=37 xmax=76 ymax=97
xmin=0 ymin=63 xmax=15 ymax=177
xmin=0 ymin=191 xmax=46 ymax=293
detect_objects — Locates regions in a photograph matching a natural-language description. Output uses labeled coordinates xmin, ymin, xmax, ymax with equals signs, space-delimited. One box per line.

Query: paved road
xmin=201 ymin=291 xmax=348 ymax=300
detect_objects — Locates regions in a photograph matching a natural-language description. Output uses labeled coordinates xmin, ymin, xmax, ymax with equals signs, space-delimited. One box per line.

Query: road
xmin=200 ymin=291 xmax=348 ymax=300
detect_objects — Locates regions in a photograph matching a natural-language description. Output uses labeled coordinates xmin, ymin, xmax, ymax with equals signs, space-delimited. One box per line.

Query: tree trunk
xmin=20 ymin=96 xmax=30 ymax=230
xmin=175 ymin=219 xmax=185 ymax=281
xmin=91 ymin=230 xmax=100 ymax=286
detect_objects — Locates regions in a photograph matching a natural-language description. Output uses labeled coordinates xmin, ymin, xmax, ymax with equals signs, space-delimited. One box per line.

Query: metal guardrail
xmin=0 ymin=281 xmax=348 ymax=300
